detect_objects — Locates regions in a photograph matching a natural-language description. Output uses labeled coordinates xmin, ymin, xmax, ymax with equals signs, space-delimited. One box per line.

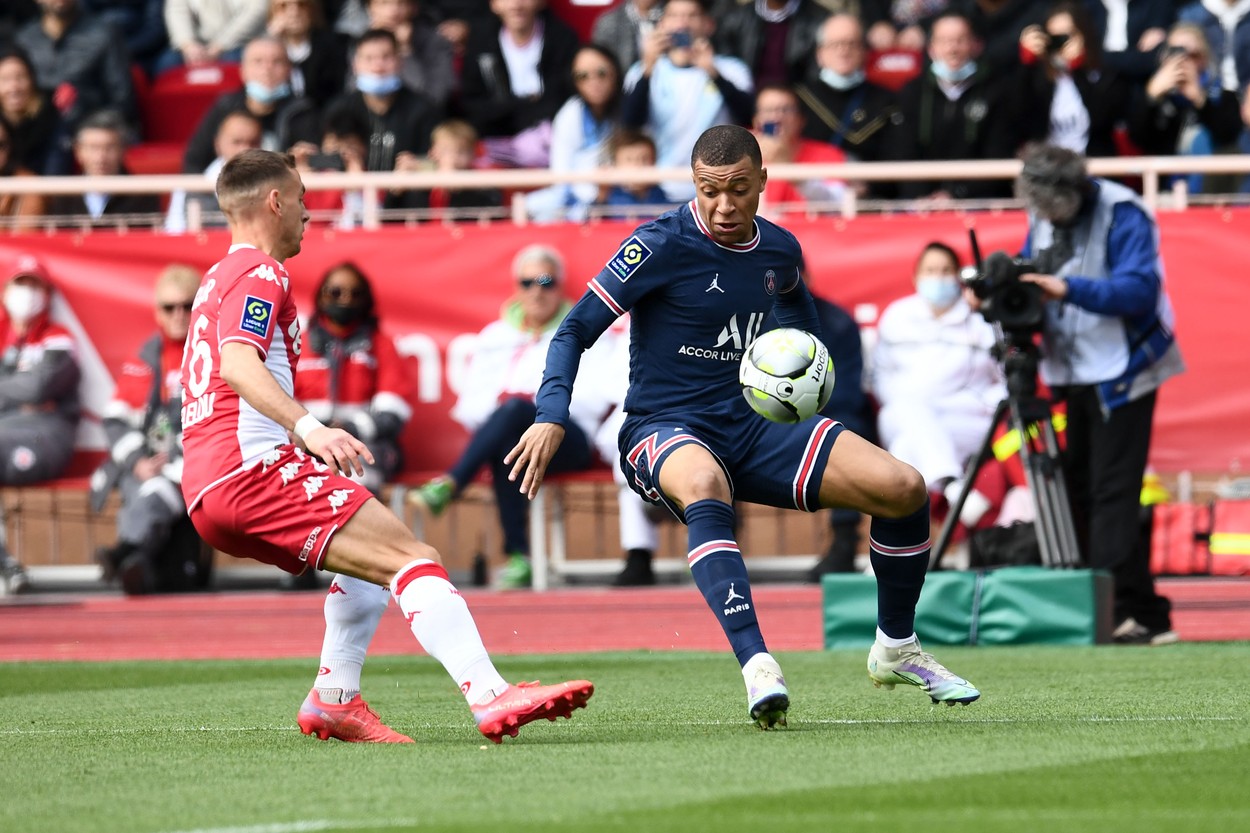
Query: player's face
xmin=692 ymin=156 xmax=766 ymax=246
xmin=276 ymin=172 xmax=309 ymax=259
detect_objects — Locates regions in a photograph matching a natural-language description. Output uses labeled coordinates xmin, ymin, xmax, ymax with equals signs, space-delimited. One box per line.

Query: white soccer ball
xmin=739 ymin=328 xmax=835 ymax=424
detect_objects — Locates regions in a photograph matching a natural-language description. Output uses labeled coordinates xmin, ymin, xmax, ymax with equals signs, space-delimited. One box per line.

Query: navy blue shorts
xmin=619 ymin=398 xmax=844 ymax=522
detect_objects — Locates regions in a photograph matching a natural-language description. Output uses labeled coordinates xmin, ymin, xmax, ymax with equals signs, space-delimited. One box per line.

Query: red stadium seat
xmin=865 ymin=49 xmax=923 ymax=91
xmin=141 ymin=63 xmax=242 ymax=145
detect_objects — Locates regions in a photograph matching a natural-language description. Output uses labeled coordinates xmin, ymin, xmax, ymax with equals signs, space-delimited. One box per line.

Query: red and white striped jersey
xmin=180 ymin=244 xmax=302 ymax=510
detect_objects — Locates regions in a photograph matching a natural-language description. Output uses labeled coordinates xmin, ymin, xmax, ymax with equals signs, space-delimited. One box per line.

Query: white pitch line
xmin=0 ymin=715 xmax=1242 ymax=736
xmin=162 ymin=821 xmax=417 ymax=833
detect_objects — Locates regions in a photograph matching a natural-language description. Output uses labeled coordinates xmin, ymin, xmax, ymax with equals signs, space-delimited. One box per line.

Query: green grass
xmin=3 ymin=645 xmax=1249 ymax=833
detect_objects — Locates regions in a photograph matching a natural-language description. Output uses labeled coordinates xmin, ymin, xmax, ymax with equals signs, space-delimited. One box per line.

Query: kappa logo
xmin=606 ymin=236 xmax=653 ymax=282
xmin=706 ymin=273 xmax=724 ymax=293
xmin=328 ymin=582 xmax=346 ymax=595
xmin=248 ymin=264 xmax=289 ymax=291
xmin=300 ymin=526 xmax=323 ymax=560
xmin=240 ymin=295 xmax=274 ymax=338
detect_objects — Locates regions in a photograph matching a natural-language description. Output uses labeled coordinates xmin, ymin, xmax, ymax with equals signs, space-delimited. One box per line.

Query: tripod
xmin=931 ymin=330 xmax=1081 ymax=570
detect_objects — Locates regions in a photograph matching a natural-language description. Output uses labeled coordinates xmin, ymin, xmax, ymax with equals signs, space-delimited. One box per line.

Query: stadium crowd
xmin=1 ymin=0 xmax=1250 ymax=228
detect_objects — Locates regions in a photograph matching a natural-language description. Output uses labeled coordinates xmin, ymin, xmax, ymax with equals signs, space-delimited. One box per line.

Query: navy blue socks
xmin=869 ymin=497 xmax=932 ymax=640
xmin=684 ymin=499 xmax=766 ymax=666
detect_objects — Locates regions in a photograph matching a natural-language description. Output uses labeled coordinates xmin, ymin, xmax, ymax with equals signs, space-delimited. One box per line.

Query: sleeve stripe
xmin=220 ymin=335 xmax=269 ymax=359
xmin=589 ymin=279 xmax=626 ymax=317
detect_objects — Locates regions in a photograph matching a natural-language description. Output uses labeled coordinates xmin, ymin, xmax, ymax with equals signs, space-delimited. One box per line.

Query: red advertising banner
xmin=2 ymin=207 xmax=1246 ymax=474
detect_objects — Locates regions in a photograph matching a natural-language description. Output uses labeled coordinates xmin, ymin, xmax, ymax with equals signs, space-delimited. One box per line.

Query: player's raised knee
xmin=882 ymin=461 xmax=927 ymax=517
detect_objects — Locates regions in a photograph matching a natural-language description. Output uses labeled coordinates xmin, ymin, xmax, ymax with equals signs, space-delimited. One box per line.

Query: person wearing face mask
xmin=889 ymin=11 xmax=1018 ymax=200
xmin=871 ymin=241 xmax=1004 ymax=512
xmin=322 ymin=28 xmax=441 ymax=178
xmin=91 ymin=264 xmax=212 ymax=596
xmin=795 ymin=13 xmax=900 ymax=197
xmin=1015 ymin=1 xmax=1130 ymax=158
xmin=293 ymin=261 xmax=413 ymax=499
xmin=182 ymin=36 xmax=321 ymax=175
xmin=0 ymin=256 xmax=81 ymax=595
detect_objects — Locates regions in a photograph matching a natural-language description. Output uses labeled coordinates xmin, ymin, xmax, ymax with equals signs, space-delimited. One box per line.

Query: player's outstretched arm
xmin=219 ymin=342 xmax=375 ymax=477
xmin=504 ymin=422 xmax=566 ymax=500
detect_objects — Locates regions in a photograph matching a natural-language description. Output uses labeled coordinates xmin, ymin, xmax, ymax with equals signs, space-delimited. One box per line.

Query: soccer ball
xmin=739 ymin=328 xmax=835 ymax=424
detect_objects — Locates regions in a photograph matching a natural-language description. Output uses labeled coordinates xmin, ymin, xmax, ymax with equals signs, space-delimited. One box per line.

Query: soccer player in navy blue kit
xmin=507 ymin=125 xmax=980 ymax=727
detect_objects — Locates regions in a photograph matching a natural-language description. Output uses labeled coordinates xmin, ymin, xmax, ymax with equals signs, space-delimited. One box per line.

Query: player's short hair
xmin=216 ymin=149 xmax=297 ymax=218
xmin=691 ymin=125 xmax=762 ymax=169
xmin=155 ymin=263 xmax=202 ymax=299
xmin=1016 ymin=142 xmax=1088 ymax=222
xmin=512 ymin=244 xmax=565 ymax=283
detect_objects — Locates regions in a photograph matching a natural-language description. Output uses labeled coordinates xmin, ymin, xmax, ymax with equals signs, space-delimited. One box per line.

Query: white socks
xmin=876 ymin=628 xmax=918 ymax=648
xmin=314 ymin=574 xmax=390 ymax=702
xmin=390 ymin=559 xmax=508 ymax=705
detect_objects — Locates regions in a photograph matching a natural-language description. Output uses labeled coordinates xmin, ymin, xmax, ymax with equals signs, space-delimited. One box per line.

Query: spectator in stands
xmin=0 ymin=46 xmax=70 ymax=176
xmin=1015 ymin=1 xmax=1130 ymax=158
xmin=267 ymin=0 xmax=350 ymax=107
xmin=1085 ymin=0 xmax=1174 ymax=83
xmin=323 ymin=28 xmax=441 ymax=174
xmin=92 ymin=264 xmax=211 ymax=596
xmin=871 ymin=241 xmax=1004 ymax=509
xmin=0 ymin=255 xmax=81 ymax=595
xmin=595 ymin=129 xmax=674 ymax=218
xmin=296 ymin=100 xmax=377 ymax=225
xmin=961 ymin=0 xmax=1050 ymax=73
xmin=408 ymin=244 xmax=611 ymax=590
xmin=293 ymin=261 xmax=412 ymax=497
xmin=591 ymin=0 xmax=663 ymax=75
xmin=423 ymin=118 xmax=504 ymax=214
xmin=526 ymin=44 xmax=623 ymax=222
xmin=47 ymin=110 xmax=162 ymax=224
xmin=0 ymin=117 xmax=46 ymax=229
xmin=356 ymin=0 xmax=454 ymax=108
xmin=715 ymin=0 xmax=833 ymax=87
xmin=182 ymin=36 xmax=322 ymax=174
xmin=15 ymin=0 xmax=136 ymax=132
xmin=458 ymin=0 xmax=581 ymax=168
xmin=1129 ymin=21 xmax=1243 ymax=191
xmin=621 ymin=0 xmax=755 ymax=201
xmin=158 ymin=0 xmax=270 ymax=73
xmin=1178 ymin=0 xmax=1250 ymax=94
xmin=889 ymin=11 xmax=1018 ymax=199
xmin=751 ymin=84 xmax=847 ymax=211
xmin=81 ymin=0 xmax=169 ymax=78
xmin=795 ymin=13 xmax=900 ymax=197
xmin=166 ymin=110 xmax=264 ymax=233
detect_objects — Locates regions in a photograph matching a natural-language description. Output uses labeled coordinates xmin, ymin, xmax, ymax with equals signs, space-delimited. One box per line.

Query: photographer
xmin=1008 ymin=142 xmax=1185 ymax=646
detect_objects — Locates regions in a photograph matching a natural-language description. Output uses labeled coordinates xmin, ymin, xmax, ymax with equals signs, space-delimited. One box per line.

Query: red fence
xmin=3 ymin=207 xmax=1247 ymax=474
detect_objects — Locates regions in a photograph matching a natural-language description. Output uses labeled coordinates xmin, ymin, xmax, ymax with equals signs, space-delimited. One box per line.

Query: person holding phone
xmin=750 ymin=84 xmax=846 ymax=212
xmin=620 ymin=0 xmax=754 ymax=201
xmin=1128 ymin=22 xmax=1242 ymax=192
xmin=1015 ymin=2 xmax=1130 ymax=158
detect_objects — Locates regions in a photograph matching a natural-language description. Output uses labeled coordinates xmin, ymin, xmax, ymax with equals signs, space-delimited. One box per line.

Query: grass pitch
xmin=3 ymin=645 xmax=1248 ymax=833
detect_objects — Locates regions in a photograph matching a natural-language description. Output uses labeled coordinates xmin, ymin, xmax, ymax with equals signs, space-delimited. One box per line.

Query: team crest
xmin=240 ymin=295 xmax=274 ymax=338
xmin=607 ymin=236 xmax=653 ymax=282
xmin=764 ymin=270 xmax=776 ymax=295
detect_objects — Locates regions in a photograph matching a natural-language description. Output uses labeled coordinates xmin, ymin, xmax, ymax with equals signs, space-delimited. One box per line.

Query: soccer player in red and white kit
xmin=179 ymin=149 xmax=594 ymax=743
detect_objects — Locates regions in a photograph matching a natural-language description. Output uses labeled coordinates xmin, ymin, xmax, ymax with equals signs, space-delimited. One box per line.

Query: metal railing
xmin=3 ymin=155 xmax=1249 ymax=231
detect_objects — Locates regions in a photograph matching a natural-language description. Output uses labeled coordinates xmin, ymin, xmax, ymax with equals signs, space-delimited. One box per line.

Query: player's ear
xmin=266 ymin=187 xmax=283 ymax=216
xmin=758 ymin=167 xmax=768 ymax=192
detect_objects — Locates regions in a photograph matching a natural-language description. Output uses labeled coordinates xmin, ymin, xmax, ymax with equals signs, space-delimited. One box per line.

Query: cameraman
xmin=1011 ymin=142 xmax=1185 ymax=646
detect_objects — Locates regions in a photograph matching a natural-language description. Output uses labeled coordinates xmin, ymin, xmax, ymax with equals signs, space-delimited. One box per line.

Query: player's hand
xmin=504 ymin=422 xmax=566 ymax=499
xmin=304 ymin=426 xmax=375 ymax=477
xmin=1020 ymin=272 xmax=1068 ymax=301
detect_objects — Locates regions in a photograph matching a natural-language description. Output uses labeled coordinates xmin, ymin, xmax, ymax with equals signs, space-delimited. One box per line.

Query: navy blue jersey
xmin=536 ymin=202 xmax=819 ymax=426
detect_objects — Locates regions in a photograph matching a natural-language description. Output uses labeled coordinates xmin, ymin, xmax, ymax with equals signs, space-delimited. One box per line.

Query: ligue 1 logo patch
xmin=240 ymin=295 xmax=274 ymax=338
xmin=764 ymin=270 xmax=776 ymax=295
xmin=607 ymin=236 xmax=653 ymax=283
